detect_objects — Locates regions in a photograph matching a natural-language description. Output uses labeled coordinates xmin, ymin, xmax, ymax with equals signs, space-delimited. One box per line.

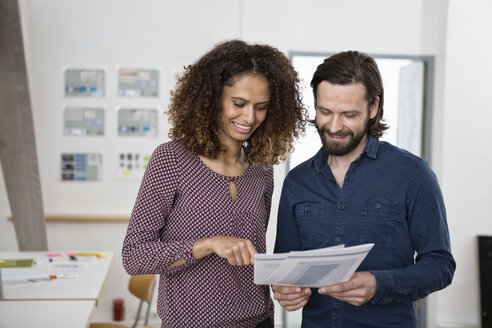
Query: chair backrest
xmin=128 ymin=274 xmax=155 ymax=303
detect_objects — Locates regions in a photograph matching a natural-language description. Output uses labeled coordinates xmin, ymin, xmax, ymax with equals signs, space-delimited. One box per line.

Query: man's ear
xmin=369 ymin=97 xmax=380 ymax=119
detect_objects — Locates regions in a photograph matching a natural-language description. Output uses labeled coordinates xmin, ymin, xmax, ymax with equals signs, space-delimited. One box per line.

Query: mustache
xmin=317 ymin=125 xmax=353 ymax=138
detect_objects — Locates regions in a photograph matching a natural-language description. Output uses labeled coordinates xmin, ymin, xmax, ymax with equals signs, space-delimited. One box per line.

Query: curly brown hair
xmin=166 ymin=40 xmax=307 ymax=165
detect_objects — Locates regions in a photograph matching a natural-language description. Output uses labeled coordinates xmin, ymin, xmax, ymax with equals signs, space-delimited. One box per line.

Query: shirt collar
xmin=364 ymin=133 xmax=379 ymax=159
xmin=311 ymin=133 xmax=380 ymax=171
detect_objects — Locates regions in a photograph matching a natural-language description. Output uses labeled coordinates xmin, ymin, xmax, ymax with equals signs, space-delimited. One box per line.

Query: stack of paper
xmin=254 ymin=243 xmax=374 ymax=288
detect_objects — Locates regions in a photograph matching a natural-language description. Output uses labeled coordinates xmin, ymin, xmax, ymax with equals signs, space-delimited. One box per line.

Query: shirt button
xmin=339 ymin=204 xmax=344 ymax=210
xmin=185 ymin=252 xmax=190 ymax=257
xmin=334 ymin=302 xmax=340 ymax=308
xmin=376 ymin=203 xmax=382 ymax=209
xmin=336 ymin=237 xmax=342 ymax=242
xmin=305 ymin=207 xmax=310 ymax=213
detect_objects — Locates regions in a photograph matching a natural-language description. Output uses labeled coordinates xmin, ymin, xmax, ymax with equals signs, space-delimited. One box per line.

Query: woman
xmin=122 ymin=40 xmax=306 ymax=327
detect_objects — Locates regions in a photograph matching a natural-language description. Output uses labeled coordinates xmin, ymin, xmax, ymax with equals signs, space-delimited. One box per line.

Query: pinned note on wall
xmin=61 ymin=153 xmax=102 ymax=181
xmin=64 ymin=68 xmax=105 ymax=98
xmin=63 ymin=107 xmax=105 ymax=136
xmin=116 ymin=152 xmax=150 ymax=180
xmin=118 ymin=68 xmax=159 ymax=97
xmin=117 ymin=108 xmax=158 ymax=137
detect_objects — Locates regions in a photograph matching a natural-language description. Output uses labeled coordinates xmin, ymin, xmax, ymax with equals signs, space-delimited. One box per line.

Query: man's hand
xmin=318 ymin=271 xmax=376 ymax=306
xmin=272 ymin=285 xmax=312 ymax=311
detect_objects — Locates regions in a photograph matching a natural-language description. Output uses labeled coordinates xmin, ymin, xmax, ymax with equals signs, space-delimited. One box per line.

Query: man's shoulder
xmin=376 ymin=141 xmax=439 ymax=183
xmin=287 ymin=154 xmax=318 ymax=177
xmin=377 ymin=141 xmax=425 ymax=166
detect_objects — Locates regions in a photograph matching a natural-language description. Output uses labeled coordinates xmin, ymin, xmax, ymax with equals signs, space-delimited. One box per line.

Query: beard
xmin=316 ymin=119 xmax=369 ymax=156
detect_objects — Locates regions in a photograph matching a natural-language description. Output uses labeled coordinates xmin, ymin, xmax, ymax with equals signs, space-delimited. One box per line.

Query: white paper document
xmin=254 ymin=243 xmax=374 ymax=288
xmin=1 ymin=268 xmax=51 ymax=286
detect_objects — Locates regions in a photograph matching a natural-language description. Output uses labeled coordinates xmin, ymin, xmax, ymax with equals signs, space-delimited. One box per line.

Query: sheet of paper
xmin=254 ymin=253 xmax=288 ymax=285
xmin=1 ymin=268 xmax=51 ymax=286
xmin=254 ymin=243 xmax=374 ymax=287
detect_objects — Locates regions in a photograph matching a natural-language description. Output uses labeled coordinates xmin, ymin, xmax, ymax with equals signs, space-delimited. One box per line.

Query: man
xmin=273 ymin=51 xmax=455 ymax=327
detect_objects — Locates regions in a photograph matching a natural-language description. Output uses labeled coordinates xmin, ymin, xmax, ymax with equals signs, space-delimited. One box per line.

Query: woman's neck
xmin=199 ymin=141 xmax=249 ymax=177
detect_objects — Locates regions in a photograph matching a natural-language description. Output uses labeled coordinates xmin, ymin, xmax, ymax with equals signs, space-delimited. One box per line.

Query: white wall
xmin=1 ymin=0 xmax=486 ymax=326
xmin=437 ymin=0 xmax=492 ymax=327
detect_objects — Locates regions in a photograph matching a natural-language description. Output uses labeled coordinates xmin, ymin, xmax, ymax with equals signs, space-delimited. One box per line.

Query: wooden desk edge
xmin=7 ymin=215 xmax=130 ymax=223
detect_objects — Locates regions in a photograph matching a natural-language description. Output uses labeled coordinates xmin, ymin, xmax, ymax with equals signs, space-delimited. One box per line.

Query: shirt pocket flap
xmin=295 ymin=202 xmax=323 ymax=218
xmin=364 ymin=199 xmax=395 ymax=217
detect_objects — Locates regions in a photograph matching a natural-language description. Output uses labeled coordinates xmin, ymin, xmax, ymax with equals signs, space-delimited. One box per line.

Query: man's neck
xmin=327 ymin=134 xmax=369 ymax=187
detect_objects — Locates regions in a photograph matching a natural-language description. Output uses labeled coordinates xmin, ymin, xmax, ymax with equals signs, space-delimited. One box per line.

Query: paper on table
xmin=1 ymin=268 xmax=51 ymax=286
xmin=47 ymin=261 xmax=88 ymax=271
xmin=254 ymin=243 xmax=374 ymax=288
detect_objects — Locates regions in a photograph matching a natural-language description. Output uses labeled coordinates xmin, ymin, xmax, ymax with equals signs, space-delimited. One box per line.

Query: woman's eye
xmin=256 ymin=105 xmax=268 ymax=111
xmin=233 ymin=103 xmax=245 ymax=107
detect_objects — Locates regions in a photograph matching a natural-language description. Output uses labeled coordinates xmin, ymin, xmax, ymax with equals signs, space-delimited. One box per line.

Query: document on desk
xmin=254 ymin=243 xmax=374 ymax=288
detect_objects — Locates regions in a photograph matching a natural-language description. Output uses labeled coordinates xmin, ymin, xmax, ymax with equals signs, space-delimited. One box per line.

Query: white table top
xmin=0 ymin=251 xmax=113 ymax=303
xmin=0 ymin=300 xmax=95 ymax=328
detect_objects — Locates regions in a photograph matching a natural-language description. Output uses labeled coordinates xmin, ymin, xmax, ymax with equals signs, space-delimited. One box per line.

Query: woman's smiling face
xmin=218 ymin=74 xmax=270 ymax=145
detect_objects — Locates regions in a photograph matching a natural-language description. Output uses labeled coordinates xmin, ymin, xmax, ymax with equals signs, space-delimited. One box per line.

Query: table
xmin=0 ymin=300 xmax=95 ymax=328
xmin=0 ymin=251 xmax=113 ymax=303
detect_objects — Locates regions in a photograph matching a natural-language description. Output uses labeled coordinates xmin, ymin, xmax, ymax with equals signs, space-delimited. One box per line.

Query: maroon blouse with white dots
xmin=122 ymin=139 xmax=274 ymax=327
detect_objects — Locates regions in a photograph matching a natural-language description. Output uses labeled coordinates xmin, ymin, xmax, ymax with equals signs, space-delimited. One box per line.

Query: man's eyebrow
xmin=316 ymin=104 xmax=359 ymax=114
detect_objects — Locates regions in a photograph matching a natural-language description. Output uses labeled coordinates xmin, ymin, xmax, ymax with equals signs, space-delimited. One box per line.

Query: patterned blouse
xmin=122 ymin=140 xmax=274 ymax=327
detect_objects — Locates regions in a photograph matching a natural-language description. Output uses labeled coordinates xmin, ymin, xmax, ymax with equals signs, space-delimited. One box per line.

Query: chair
xmin=90 ymin=274 xmax=156 ymax=328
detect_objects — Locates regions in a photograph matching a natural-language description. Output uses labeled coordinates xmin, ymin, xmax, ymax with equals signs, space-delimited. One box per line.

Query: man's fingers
xmin=272 ymin=285 xmax=303 ymax=294
xmin=282 ymin=297 xmax=309 ymax=311
xmin=274 ymin=287 xmax=311 ymax=301
xmin=279 ymin=294 xmax=310 ymax=306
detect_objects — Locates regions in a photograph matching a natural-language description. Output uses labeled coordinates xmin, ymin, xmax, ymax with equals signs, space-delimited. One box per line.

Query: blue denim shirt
xmin=274 ymin=134 xmax=455 ymax=328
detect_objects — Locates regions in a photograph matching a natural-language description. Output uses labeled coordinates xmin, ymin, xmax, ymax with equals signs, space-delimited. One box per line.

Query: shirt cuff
xmin=164 ymin=239 xmax=198 ymax=275
xmin=370 ymin=270 xmax=397 ymax=305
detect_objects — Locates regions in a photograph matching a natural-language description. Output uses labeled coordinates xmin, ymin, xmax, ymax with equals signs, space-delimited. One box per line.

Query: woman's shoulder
xmin=249 ymin=164 xmax=274 ymax=180
xmin=153 ymin=139 xmax=191 ymax=158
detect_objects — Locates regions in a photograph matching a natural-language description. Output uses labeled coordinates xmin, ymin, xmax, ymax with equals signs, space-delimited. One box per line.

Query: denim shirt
xmin=274 ymin=134 xmax=456 ymax=328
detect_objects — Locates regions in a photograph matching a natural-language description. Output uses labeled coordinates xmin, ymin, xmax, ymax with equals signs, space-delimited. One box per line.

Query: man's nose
xmin=328 ymin=115 xmax=343 ymax=133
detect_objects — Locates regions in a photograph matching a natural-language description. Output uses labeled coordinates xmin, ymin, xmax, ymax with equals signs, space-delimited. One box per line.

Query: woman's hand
xmin=193 ymin=236 xmax=257 ymax=266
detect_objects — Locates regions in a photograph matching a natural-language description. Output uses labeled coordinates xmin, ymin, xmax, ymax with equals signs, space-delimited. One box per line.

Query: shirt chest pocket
xmin=360 ymin=199 xmax=396 ymax=247
xmin=295 ymin=202 xmax=326 ymax=250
